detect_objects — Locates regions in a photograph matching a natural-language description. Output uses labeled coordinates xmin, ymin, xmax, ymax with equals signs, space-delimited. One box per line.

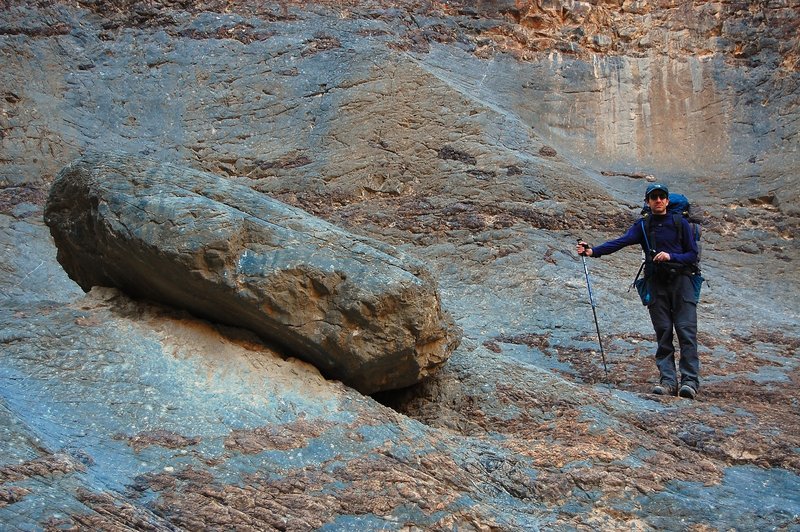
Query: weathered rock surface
xmin=44 ymin=152 xmax=460 ymax=394
xmin=2 ymin=0 xmax=799 ymax=530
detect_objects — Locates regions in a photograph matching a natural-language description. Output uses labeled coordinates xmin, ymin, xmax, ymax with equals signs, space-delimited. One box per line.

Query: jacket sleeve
xmin=591 ymin=222 xmax=644 ymax=258
xmin=669 ymin=218 xmax=699 ymax=265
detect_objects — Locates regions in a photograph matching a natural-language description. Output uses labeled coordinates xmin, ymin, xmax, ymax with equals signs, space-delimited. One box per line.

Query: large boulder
xmin=44 ymin=152 xmax=461 ymax=394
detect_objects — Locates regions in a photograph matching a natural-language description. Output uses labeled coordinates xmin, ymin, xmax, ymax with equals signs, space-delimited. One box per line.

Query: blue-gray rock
xmin=44 ymin=152 xmax=460 ymax=394
xmin=2 ymin=1 xmax=799 ymax=529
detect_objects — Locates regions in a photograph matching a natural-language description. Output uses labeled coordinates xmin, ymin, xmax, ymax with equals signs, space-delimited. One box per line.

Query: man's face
xmin=647 ymin=192 xmax=669 ymax=214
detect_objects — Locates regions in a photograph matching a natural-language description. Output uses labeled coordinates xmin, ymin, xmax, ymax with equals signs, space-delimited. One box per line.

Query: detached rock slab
xmin=44 ymin=152 xmax=461 ymax=394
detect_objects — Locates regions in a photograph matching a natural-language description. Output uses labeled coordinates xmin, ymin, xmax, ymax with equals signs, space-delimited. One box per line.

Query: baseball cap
xmin=645 ymin=183 xmax=669 ymax=199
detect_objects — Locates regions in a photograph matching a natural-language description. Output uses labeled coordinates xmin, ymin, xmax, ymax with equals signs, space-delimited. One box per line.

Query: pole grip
xmin=577 ymin=238 xmax=588 ymax=256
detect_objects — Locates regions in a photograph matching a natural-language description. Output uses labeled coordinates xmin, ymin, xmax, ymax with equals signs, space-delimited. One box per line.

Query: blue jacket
xmin=592 ymin=214 xmax=698 ymax=265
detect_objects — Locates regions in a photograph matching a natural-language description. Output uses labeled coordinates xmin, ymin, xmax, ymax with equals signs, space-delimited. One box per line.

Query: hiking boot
xmin=652 ymin=381 xmax=677 ymax=396
xmin=678 ymin=384 xmax=697 ymax=399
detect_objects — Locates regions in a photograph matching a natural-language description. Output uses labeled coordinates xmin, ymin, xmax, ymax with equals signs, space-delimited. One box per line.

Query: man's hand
xmin=653 ymin=251 xmax=671 ymax=262
xmin=576 ymin=241 xmax=593 ymax=257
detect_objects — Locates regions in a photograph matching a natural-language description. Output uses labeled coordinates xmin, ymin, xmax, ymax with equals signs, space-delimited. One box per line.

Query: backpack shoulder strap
xmin=672 ymin=213 xmax=684 ymax=248
xmin=641 ymin=215 xmax=654 ymax=256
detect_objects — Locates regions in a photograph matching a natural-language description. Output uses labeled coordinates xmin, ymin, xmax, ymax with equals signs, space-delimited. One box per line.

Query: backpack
xmin=631 ymin=192 xmax=705 ymax=305
xmin=640 ymin=192 xmax=703 ymax=270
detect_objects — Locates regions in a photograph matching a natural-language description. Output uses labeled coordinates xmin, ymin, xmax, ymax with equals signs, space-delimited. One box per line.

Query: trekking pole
xmin=577 ymin=239 xmax=610 ymax=388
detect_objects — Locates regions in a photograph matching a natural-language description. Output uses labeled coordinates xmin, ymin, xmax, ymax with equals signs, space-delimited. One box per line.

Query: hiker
xmin=575 ymin=183 xmax=700 ymax=399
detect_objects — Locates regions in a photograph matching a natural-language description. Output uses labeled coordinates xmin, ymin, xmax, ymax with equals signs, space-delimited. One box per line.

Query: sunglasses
xmin=648 ymin=193 xmax=668 ymax=200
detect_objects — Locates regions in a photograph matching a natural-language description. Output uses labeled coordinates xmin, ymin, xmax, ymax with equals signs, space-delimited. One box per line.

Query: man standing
xmin=575 ymin=184 xmax=700 ymax=399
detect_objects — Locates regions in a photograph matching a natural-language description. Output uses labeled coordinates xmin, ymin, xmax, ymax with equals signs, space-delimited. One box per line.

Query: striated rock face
xmin=44 ymin=152 xmax=460 ymax=394
xmin=2 ymin=0 xmax=797 ymax=208
xmin=2 ymin=1 xmax=799 ymax=529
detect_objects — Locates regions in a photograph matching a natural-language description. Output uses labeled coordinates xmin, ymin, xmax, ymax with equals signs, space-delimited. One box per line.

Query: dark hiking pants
xmin=648 ymin=273 xmax=699 ymax=390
